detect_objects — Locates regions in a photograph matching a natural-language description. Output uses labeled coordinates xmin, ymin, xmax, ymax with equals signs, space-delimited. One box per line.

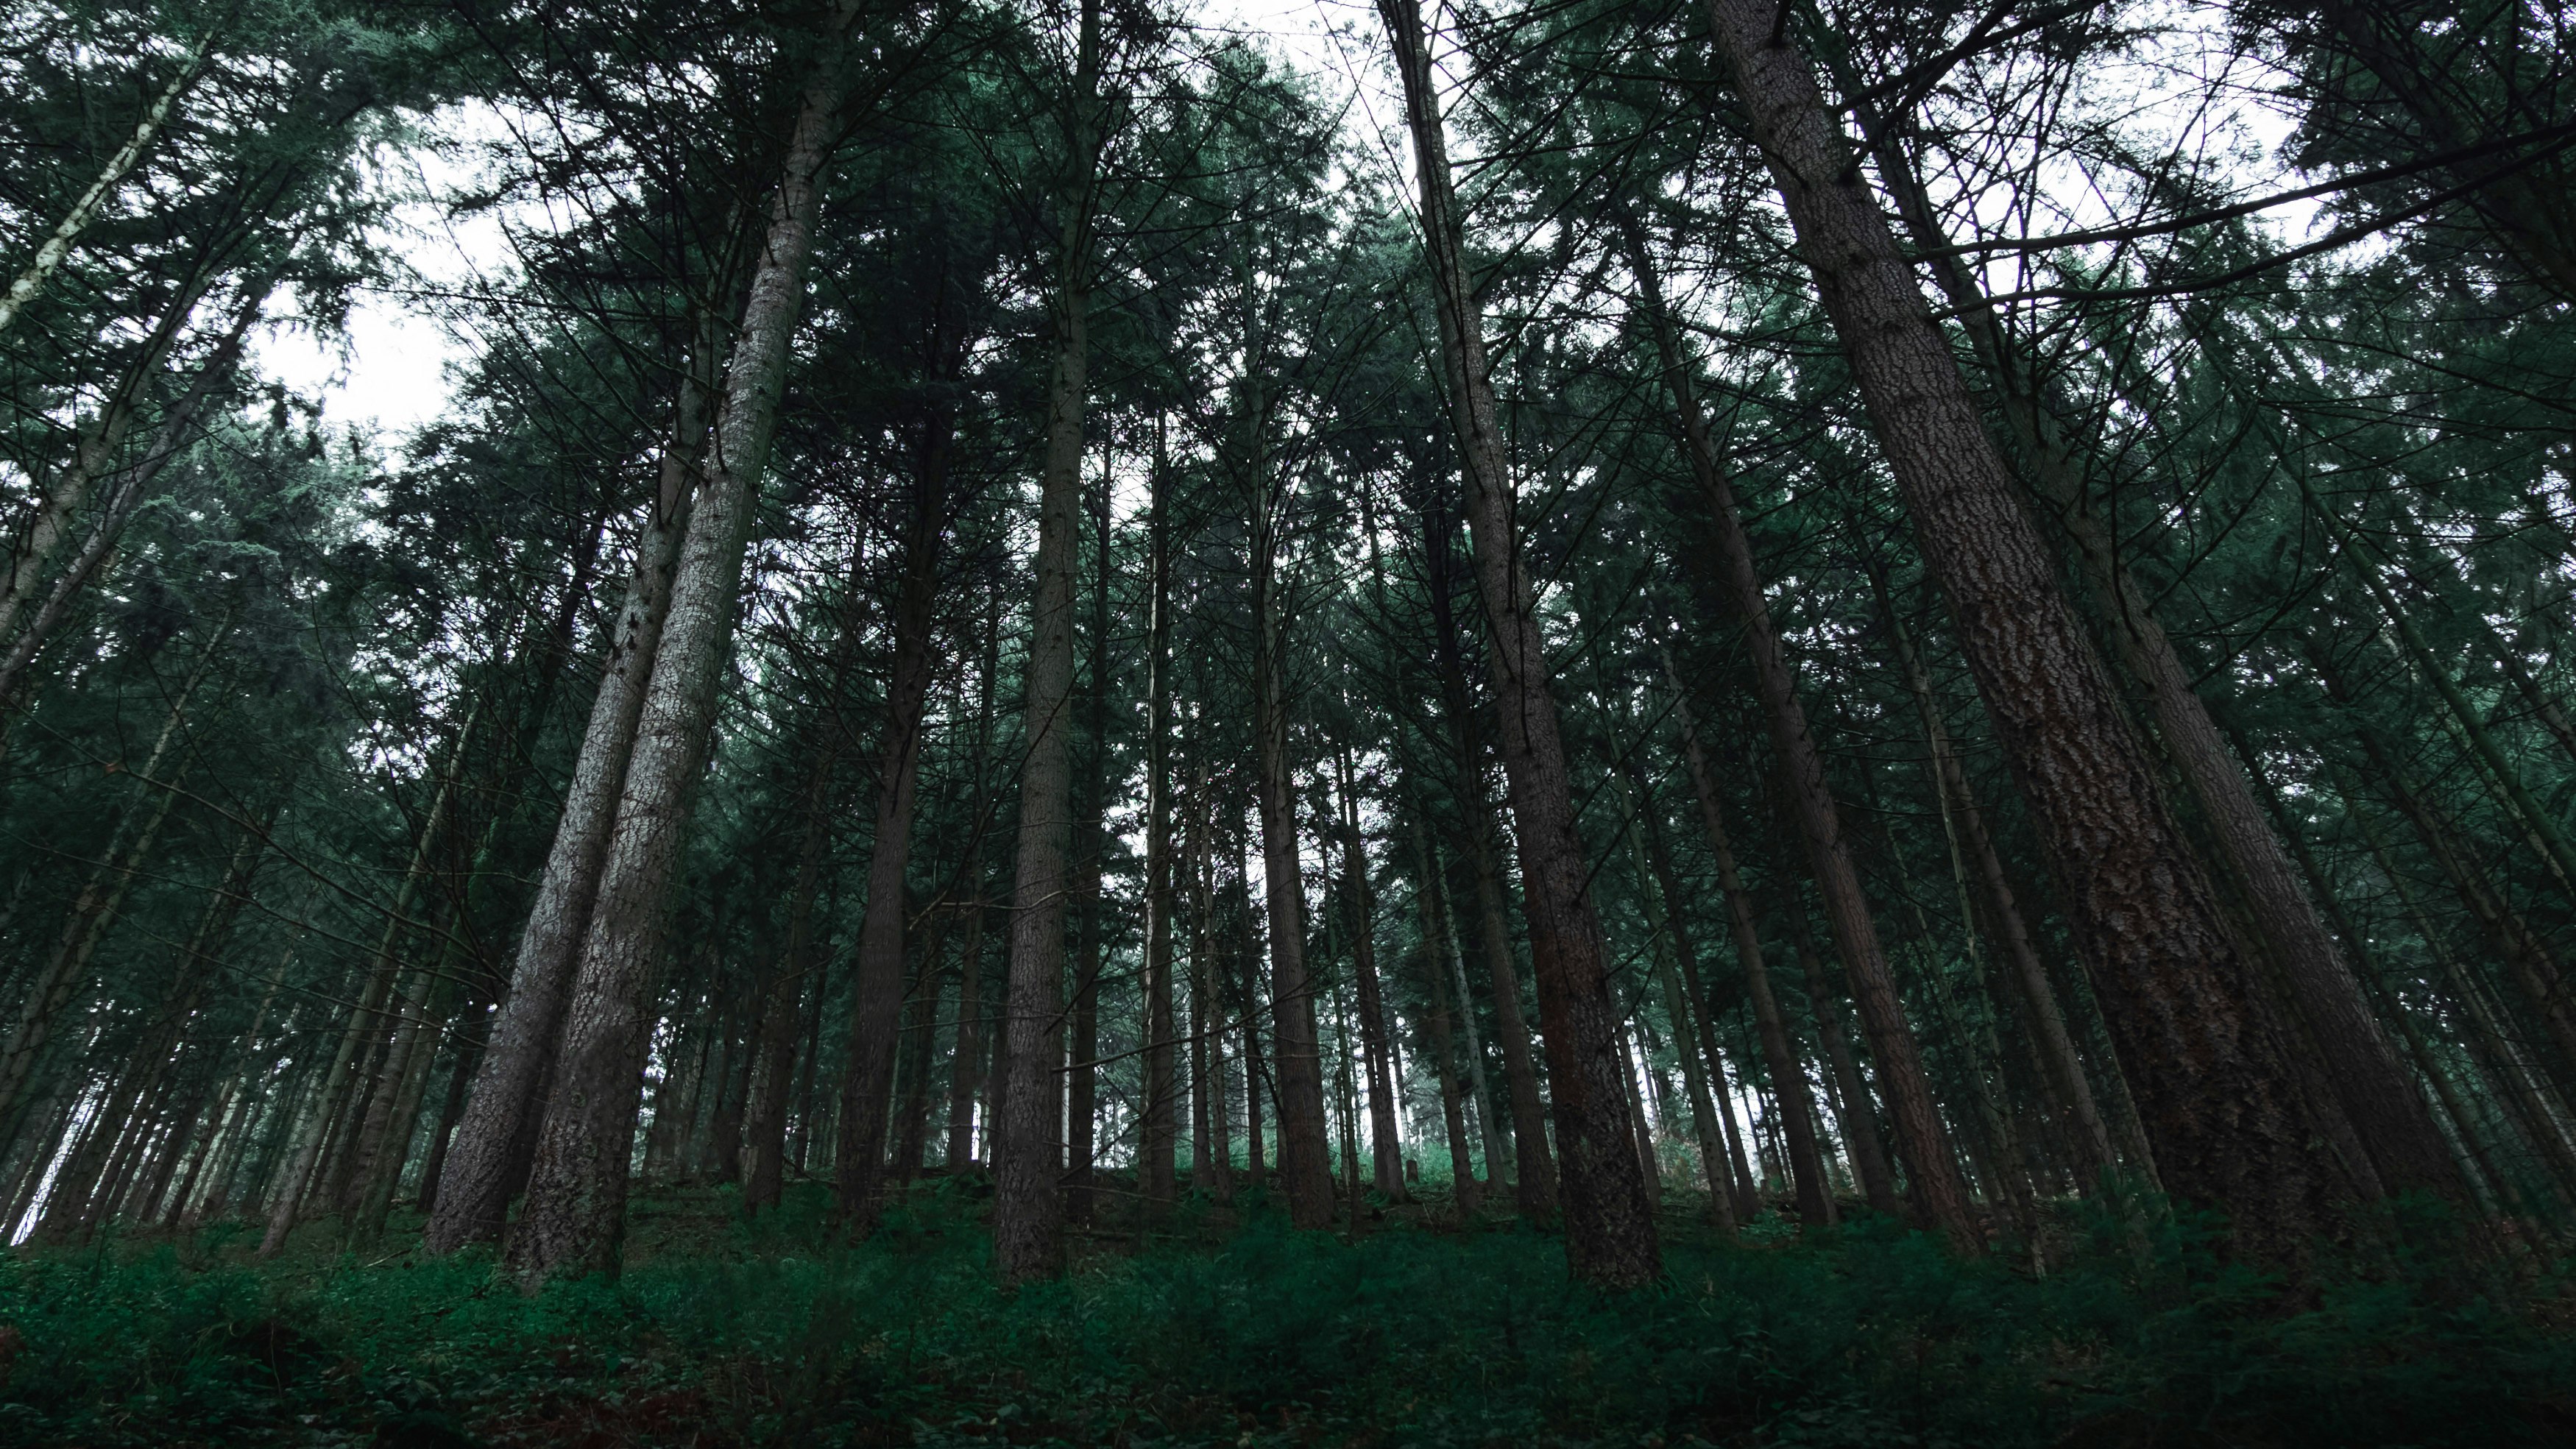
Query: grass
xmin=1 ymin=1175 xmax=2570 ymax=1446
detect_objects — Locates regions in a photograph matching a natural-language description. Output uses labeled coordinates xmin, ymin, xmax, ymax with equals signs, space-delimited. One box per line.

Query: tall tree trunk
xmin=0 ymin=253 xmax=230 ymax=666
xmin=1413 ymin=815 xmax=1483 ymax=1216
xmin=0 ymin=32 xmax=208 ymax=338
xmin=1780 ymin=904 xmax=1891 ymax=1221
xmin=988 ymin=0 xmax=1107 ymax=1283
xmin=505 ymin=14 xmax=856 ymax=1283
xmin=1337 ymin=753 xmax=1406 ymax=1200
xmin=426 ymin=315 xmax=723 ymax=1254
xmin=1066 ymin=458 xmax=1113 ymax=1227
xmin=1621 ymin=218 xmax=1973 ymax=1250
xmin=1139 ymin=436 xmax=1181 ymax=1210
xmin=1381 ymin=0 xmax=1655 ymax=1286
xmin=1702 ymin=0 xmax=2335 ymax=1266
xmin=1663 ymin=674 xmax=1837 ymax=1224
xmin=892 ymin=925 xmax=946 ymax=1188
xmin=835 ymin=411 xmax=952 ymax=1230
xmin=0 ymin=278 xmax=272 ymax=712
xmin=0 ymin=618 xmax=223 ymax=1130
xmin=1856 ymin=107 xmax=2467 ymax=1216
xmin=1869 ymin=564 xmax=2123 ymax=1191
xmin=1245 ymin=392 xmax=1334 ymax=1230
xmin=1236 ymin=821 xmax=1269 ymax=1191
xmin=747 ymin=532 xmax=872 ymax=1215
xmin=946 ymin=900 xmax=987 ymax=1170
xmin=1422 ymin=519 xmax=1554 ymax=1216
xmin=1621 ymin=757 xmax=1738 ymax=1233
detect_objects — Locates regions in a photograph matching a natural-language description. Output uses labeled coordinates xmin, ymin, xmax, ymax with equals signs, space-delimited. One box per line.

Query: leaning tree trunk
xmin=1702 ymin=0 xmax=2336 ymax=1267
xmin=1853 ymin=105 xmax=2463 ymax=1217
xmin=1621 ymin=757 xmax=1738 ymax=1234
xmin=1621 ymin=218 xmax=1973 ymax=1250
xmin=1869 ymin=567 xmax=2125 ymax=1190
xmin=0 ymin=278 xmax=272 ymax=712
xmin=425 ymin=319 xmax=722 ymax=1255
xmin=0 ymin=32 xmax=208 ymax=339
xmin=503 ymin=15 xmax=856 ymax=1283
xmin=1663 ymin=676 xmax=1838 ymax=1225
xmin=1381 ymin=0 xmax=1655 ymax=1286
xmin=0 ymin=248 xmax=230 ymax=665
xmin=0 ymin=628 xmax=224 ymax=1129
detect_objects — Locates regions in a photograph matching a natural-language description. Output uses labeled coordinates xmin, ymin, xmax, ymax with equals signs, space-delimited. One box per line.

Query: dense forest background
xmin=4 ymin=0 xmax=2576 ymax=1442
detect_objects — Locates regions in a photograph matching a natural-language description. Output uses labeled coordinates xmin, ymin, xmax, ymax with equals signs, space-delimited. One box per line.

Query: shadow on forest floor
xmin=2 ymin=1173 xmax=2572 ymax=1447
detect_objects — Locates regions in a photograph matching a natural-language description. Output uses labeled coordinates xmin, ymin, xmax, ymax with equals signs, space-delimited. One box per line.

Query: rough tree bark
xmin=1855 ymin=105 xmax=2459 ymax=1214
xmin=989 ymin=0 xmax=1107 ymax=1284
xmin=1702 ymin=0 xmax=2336 ymax=1266
xmin=504 ymin=11 xmax=857 ymax=1283
xmin=1381 ymin=0 xmax=1657 ymax=1285
xmin=1868 ymin=564 xmax=2124 ymax=1190
xmin=425 ymin=315 xmax=724 ymax=1255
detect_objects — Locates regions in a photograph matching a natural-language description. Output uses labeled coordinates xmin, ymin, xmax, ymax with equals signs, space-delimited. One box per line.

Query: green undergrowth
xmin=2 ymin=1180 xmax=2571 ymax=1447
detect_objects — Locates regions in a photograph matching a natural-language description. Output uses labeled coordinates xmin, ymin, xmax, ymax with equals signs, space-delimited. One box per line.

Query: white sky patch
xmin=247 ymin=107 xmax=516 ymax=447
xmin=238 ymin=3 xmax=2334 ymax=459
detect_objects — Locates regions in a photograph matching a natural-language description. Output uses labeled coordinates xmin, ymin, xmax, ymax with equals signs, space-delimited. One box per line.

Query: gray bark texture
xmin=503 ymin=16 xmax=854 ymax=1283
xmin=424 ymin=294 xmax=724 ymax=1255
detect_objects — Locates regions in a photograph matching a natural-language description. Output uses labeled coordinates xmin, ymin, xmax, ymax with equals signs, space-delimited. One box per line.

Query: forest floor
xmin=1 ymin=1174 xmax=2571 ymax=1448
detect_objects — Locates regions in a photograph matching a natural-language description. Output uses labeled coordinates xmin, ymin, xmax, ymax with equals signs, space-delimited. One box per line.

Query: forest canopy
xmin=4 ymin=0 xmax=2576 ymax=1442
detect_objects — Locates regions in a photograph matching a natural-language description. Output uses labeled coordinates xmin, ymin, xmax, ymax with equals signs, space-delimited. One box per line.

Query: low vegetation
xmin=5 ymin=1182 xmax=2568 ymax=1448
